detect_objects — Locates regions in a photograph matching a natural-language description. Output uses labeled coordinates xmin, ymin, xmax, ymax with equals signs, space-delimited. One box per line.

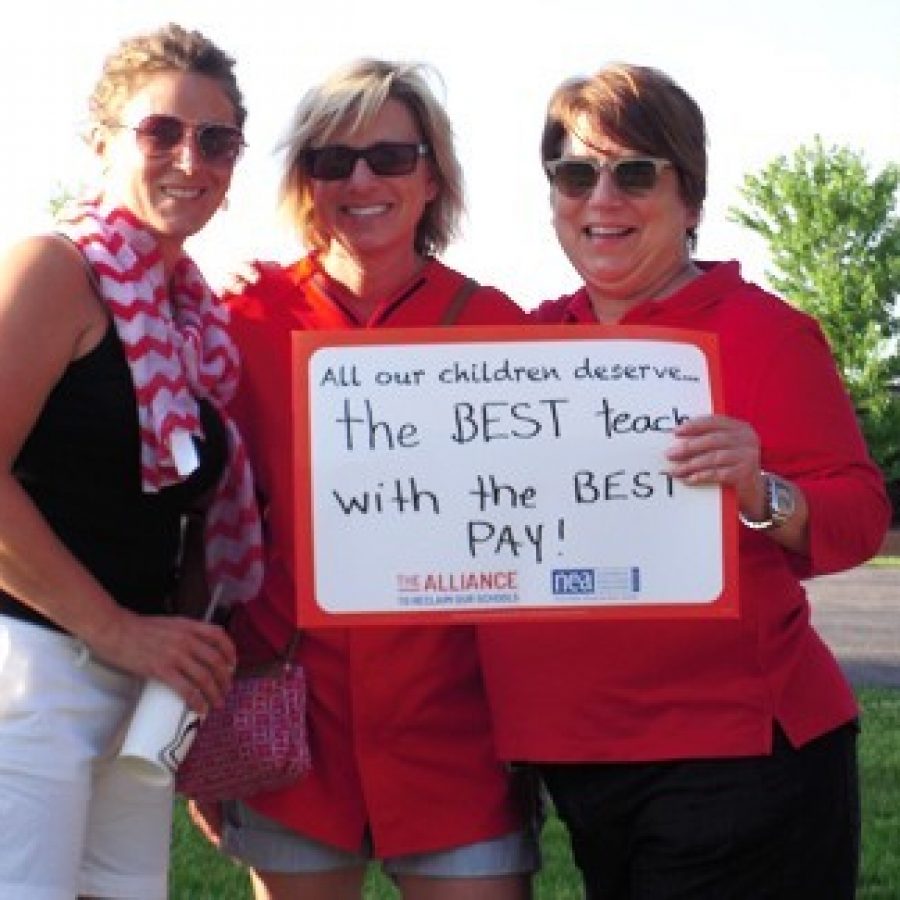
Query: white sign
xmin=293 ymin=326 xmax=737 ymax=623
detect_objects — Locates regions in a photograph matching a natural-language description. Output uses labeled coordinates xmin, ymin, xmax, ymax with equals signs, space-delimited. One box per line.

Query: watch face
xmin=768 ymin=475 xmax=796 ymax=523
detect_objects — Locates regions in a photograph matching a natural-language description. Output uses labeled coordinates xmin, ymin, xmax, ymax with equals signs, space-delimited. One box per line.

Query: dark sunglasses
xmin=544 ymin=156 xmax=671 ymax=198
xmin=119 ymin=114 xmax=245 ymax=166
xmin=304 ymin=142 xmax=430 ymax=180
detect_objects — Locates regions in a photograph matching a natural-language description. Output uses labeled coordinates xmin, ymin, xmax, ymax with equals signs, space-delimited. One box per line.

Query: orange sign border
xmin=292 ymin=323 xmax=739 ymax=626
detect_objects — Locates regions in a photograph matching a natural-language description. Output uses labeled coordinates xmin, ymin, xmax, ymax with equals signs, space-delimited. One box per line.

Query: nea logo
xmin=552 ymin=568 xmax=595 ymax=595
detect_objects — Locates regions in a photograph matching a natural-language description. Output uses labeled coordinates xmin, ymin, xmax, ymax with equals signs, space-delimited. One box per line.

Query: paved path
xmin=807 ymin=565 xmax=899 ymax=687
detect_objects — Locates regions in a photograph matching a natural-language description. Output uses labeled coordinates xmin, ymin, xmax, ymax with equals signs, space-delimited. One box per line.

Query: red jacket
xmin=226 ymin=256 xmax=528 ymax=855
xmin=479 ymin=261 xmax=891 ymax=762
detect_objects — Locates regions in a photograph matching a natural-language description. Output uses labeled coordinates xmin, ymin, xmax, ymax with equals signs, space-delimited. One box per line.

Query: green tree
xmin=49 ymin=184 xmax=77 ymax=218
xmin=730 ymin=138 xmax=900 ymax=491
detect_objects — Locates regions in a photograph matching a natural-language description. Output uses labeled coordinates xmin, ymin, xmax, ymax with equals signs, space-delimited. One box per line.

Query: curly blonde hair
xmin=88 ymin=22 xmax=246 ymax=130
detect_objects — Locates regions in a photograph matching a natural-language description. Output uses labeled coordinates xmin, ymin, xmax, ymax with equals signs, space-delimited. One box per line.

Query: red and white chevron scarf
xmin=59 ymin=198 xmax=263 ymax=609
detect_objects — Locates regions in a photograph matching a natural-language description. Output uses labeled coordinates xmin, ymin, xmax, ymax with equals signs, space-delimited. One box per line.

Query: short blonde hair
xmin=279 ymin=59 xmax=463 ymax=256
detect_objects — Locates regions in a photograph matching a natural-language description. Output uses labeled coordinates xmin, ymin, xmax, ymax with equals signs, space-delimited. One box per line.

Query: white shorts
xmin=0 ymin=616 xmax=174 ymax=900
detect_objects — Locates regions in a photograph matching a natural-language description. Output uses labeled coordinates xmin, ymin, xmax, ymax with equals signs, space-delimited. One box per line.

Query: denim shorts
xmin=221 ymin=799 xmax=540 ymax=877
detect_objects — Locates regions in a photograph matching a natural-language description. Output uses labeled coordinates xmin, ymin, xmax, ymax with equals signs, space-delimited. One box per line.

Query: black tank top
xmin=1 ymin=323 xmax=229 ymax=630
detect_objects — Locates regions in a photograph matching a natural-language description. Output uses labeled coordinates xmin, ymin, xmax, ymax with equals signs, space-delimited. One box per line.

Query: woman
xmin=0 ymin=23 xmax=259 ymax=898
xmin=477 ymin=64 xmax=892 ymax=899
xmin=193 ymin=60 xmax=537 ymax=900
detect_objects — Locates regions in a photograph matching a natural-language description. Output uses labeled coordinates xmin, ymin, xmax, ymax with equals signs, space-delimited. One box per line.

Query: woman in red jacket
xmin=478 ymin=63 xmax=891 ymax=900
xmin=192 ymin=59 xmax=537 ymax=900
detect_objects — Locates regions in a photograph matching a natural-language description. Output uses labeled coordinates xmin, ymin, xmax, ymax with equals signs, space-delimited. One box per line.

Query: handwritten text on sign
xmin=293 ymin=327 xmax=737 ymax=624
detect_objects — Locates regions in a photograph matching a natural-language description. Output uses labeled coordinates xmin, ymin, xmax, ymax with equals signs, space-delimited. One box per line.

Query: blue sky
xmin=2 ymin=0 xmax=897 ymax=307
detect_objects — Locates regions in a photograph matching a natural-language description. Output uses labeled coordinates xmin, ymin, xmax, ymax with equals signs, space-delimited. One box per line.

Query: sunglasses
xmin=544 ymin=156 xmax=671 ymax=198
xmin=304 ymin=142 xmax=430 ymax=180
xmin=120 ymin=114 xmax=245 ymax=166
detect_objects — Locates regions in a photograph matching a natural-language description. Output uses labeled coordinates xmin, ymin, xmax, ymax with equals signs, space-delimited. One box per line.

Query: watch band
xmin=738 ymin=506 xmax=775 ymax=530
xmin=739 ymin=471 xmax=796 ymax=531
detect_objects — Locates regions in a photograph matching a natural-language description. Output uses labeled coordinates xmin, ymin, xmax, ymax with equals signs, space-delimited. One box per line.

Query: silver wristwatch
xmin=738 ymin=471 xmax=796 ymax=531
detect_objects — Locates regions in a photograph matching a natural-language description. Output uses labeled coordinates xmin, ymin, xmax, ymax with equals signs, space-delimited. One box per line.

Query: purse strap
xmin=235 ymin=630 xmax=302 ymax=677
xmin=281 ymin=630 xmax=302 ymax=662
xmin=439 ymin=277 xmax=480 ymax=327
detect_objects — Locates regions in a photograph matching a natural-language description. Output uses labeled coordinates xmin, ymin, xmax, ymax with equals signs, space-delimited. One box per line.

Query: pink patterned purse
xmin=175 ymin=635 xmax=310 ymax=802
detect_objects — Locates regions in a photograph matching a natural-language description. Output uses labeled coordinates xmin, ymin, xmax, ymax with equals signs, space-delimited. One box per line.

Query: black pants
xmin=539 ymin=722 xmax=860 ymax=900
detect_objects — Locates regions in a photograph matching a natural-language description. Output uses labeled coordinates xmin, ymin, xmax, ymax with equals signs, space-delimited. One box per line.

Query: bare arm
xmin=0 ymin=236 xmax=235 ymax=711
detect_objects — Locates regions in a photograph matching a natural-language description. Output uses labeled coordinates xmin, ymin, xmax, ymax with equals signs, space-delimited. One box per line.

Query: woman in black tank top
xmin=5 ymin=324 xmax=228 ymax=626
xmin=0 ymin=23 xmax=252 ymax=896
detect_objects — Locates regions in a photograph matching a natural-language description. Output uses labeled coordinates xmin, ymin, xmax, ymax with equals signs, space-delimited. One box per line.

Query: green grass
xmin=858 ymin=688 xmax=900 ymax=898
xmin=170 ymin=687 xmax=900 ymax=899
xmin=867 ymin=556 xmax=900 ymax=567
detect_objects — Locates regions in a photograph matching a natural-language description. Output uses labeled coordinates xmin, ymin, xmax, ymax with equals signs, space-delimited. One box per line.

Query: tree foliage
xmin=48 ymin=184 xmax=77 ymax=218
xmin=730 ymin=137 xmax=900 ymax=486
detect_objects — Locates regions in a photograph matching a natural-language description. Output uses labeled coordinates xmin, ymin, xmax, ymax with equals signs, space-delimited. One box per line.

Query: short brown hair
xmin=541 ymin=63 xmax=706 ymax=246
xmin=278 ymin=58 xmax=463 ymax=256
xmin=89 ymin=22 xmax=246 ymax=130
